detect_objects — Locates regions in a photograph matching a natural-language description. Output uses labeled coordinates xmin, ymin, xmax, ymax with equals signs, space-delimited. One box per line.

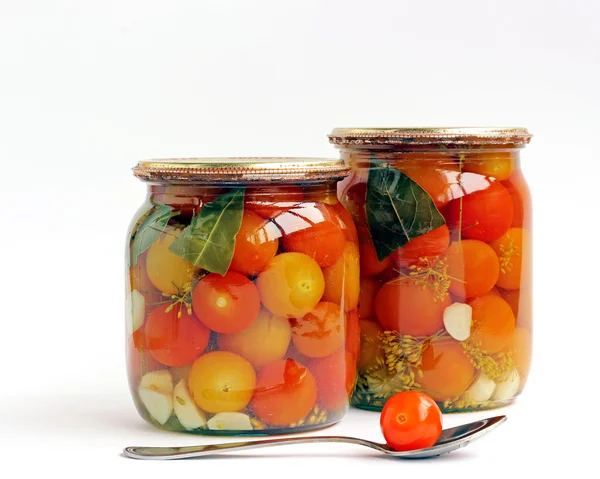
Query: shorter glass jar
xmin=126 ymin=158 xmax=359 ymax=434
xmin=329 ymin=128 xmax=533 ymax=413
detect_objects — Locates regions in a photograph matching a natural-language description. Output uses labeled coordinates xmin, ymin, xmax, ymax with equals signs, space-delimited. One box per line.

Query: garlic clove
xmin=461 ymin=373 xmax=496 ymax=402
xmin=126 ymin=289 xmax=146 ymax=334
xmin=207 ymin=412 xmax=253 ymax=431
xmin=491 ymin=368 xmax=520 ymax=401
xmin=443 ymin=303 xmax=472 ymax=341
xmin=138 ymin=370 xmax=174 ymax=425
xmin=173 ymin=380 xmax=206 ymax=430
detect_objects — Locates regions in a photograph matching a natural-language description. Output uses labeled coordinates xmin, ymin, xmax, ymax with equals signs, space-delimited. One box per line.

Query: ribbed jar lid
xmin=328 ymin=127 xmax=532 ymax=147
xmin=133 ymin=157 xmax=349 ymax=183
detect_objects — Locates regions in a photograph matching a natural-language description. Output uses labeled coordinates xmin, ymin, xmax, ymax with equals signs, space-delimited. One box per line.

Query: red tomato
xmin=251 ymin=359 xmax=318 ymax=426
xmin=358 ymin=226 xmax=393 ymax=276
xmin=380 ymin=391 xmax=443 ymax=452
xmin=245 ymin=185 xmax=304 ymax=219
xmin=310 ymin=349 xmax=356 ymax=411
xmin=143 ymin=303 xmax=210 ymax=367
xmin=229 ymin=210 xmax=280 ymax=276
xmin=374 ymin=279 xmax=450 ymax=336
xmin=192 ymin=271 xmax=261 ymax=334
xmin=358 ymin=276 xmax=380 ymax=320
xmin=278 ymin=203 xmax=346 ymax=268
xmin=444 ymin=177 xmax=514 ymax=242
xmin=391 ymin=225 xmax=450 ymax=268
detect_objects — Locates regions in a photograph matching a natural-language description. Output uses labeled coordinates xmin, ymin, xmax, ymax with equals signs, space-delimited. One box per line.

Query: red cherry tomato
xmin=444 ymin=177 xmax=514 ymax=242
xmin=192 ymin=271 xmax=261 ymax=334
xmin=143 ymin=303 xmax=210 ymax=367
xmin=380 ymin=391 xmax=443 ymax=452
xmin=391 ymin=225 xmax=450 ymax=268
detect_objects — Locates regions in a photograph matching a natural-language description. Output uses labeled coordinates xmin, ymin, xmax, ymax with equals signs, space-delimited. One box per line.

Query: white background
xmin=1 ymin=0 xmax=598 ymax=477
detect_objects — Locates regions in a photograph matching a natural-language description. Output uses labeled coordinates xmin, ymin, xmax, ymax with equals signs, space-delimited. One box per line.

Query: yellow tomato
xmin=322 ymin=242 xmax=360 ymax=312
xmin=145 ymin=229 xmax=199 ymax=295
xmin=188 ymin=351 xmax=256 ymax=414
xmin=256 ymin=252 xmax=325 ymax=318
xmin=291 ymin=302 xmax=346 ymax=358
xmin=218 ymin=308 xmax=292 ymax=368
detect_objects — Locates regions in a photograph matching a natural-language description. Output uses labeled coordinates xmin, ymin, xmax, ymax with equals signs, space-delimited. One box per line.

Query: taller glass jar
xmin=329 ymin=128 xmax=533 ymax=412
xmin=126 ymin=158 xmax=359 ymax=434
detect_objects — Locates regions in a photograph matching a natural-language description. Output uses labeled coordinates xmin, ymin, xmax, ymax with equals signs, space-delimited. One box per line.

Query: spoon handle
xmin=124 ymin=436 xmax=381 ymax=460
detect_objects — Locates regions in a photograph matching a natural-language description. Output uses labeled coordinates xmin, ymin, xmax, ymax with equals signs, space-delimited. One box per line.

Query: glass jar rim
xmin=328 ymin=127 xmax=532 ymax=147
xmin=133 ymin=157 xmax=349 ymax=183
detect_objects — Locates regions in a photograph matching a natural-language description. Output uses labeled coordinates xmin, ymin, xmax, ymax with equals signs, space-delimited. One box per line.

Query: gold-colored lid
xmin=133 ymin=157 xmax=349 ymax=183
xmin=328 ymin=127 xmax=532 ymax=146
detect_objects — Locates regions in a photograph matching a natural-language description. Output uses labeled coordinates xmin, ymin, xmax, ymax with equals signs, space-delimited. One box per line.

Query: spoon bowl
xmin=123 ymin=415 xmax=506 ymax=460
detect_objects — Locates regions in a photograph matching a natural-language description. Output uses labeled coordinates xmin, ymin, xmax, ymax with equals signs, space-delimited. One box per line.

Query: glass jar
xmin=329 ymin=128 xmax=533 ymax=413
xmin=126 ymin=158 xmax=360 ymax=434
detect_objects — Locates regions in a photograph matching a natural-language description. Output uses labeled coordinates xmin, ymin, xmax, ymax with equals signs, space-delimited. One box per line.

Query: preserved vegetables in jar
xmin=329 ymin=128 xmax=533 ymax=412
xmin=126 ymin=158 xmax=359 ymax=433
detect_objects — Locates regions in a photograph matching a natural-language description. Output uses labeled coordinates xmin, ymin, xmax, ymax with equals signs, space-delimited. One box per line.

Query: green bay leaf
xmin=131 ymin=202 xmax=178 ymax=266
xmin=169 ymin=188 xmax=245 ymax=275
xmin=365 ymin=159 xmax=445 ymax=261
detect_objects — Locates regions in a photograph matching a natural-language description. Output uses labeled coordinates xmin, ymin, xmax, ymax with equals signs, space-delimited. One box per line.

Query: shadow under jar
xmin=126 ymin=158 xmax=360 ymax=434
xmin=328 ymin=128 xmax=533 ymax=413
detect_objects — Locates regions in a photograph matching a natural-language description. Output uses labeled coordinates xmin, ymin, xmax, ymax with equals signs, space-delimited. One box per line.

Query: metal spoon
xmin=123 ymin=415 xmax=506 ymax=460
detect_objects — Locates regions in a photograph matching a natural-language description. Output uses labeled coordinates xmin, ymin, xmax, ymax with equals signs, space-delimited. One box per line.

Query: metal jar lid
xmin=133 ymin=157 xmax=350 ymax=183
xmin=328 ymin=127 xmax=532 ymax=147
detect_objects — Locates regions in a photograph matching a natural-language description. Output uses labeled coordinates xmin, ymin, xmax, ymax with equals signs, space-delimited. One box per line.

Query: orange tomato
xmin=144 ymin=303 xmax=210 ymax=367
xmin=358 ymin=276 xmax=380 ymax=320
xmin=419 ymin=339 xmax=475 ymax=401
xmin=468 ymin=294 xmax=516 ymax=354
xmin=394 ymin=159 xmax=459 ymax=209
xmin=256 ymin=252 xmax=325 ymax=318
xmin=358 ymin=319 xmax=384 ymax=370
xmin=188 ymin=351 xmax=256 ymax=414
xmin=323 ymin=242 xmax=360 ymax=311
xmin=462 ymin=151 xmax=516 ymax=181
xmin=374 ymin=280 xmax=451 ymax=336
xmin=489 ymin=227 xmax=526 ymax=290
xmin=310 ymin=349 xmax=356 ymax=411
xmin=345 ymin=309 xmax=361 ymax=360
xmin=502 ymin=170 xmax=531 ymax=228
xmin=444 ymin=179 xmax=514 ymax=242
xmin=291 ymin=302 xmax=346 ymax=358
xmin=229 ymin=210 xmax=279 ymax=276
xmin=509 ymin=328 xmax=532 ymax=384
xmin=192 ymin=271 xmax=261 ymax=334
xmin=245 ymin=185 xmax=304 ymax=219
xmin=217 ymin=308 xmax=292 ymax=368
xmin=358 ymin=227 xmax=393 ymax=276
xmin=391 ymin=225 xmax=450 ymax=268
xmin=251 ymin=359 xmax=318 ymax=426
xmin=500 ymin=288 xmax=533 ymax=329
xmin=278 ymin=203 xmax=346 ymax=268
xmin=446 ymin=240 xmax=500 ymax=299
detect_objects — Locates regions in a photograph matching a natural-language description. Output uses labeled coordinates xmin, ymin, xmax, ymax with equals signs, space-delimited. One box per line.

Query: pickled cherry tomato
xmin=468 ymin=293 xmax=516 ymax=354
xmin=358 ymin=227 xmax=393 ymax=276
xmin=256 ymin=252 xmax=325 ymax=318
xmin=188 ymin=351 xmax=256 ymax=414
xmin=444 ymin=179 xmax=514 ymax=242
xmin=229 ymin=210 xmax=280 ymax=276
xmin=251 ymin=359 xmax=318 ymax=426
xmin=345 ymin=309 xmax=361 ymax=360
xmin=395 ymin=159 xmax=459 ymax=209
xmin=278 ymin=203 xmax=346 ymax=268
xmin=291 ymin=302 xmax=346 ymax=358
xmin=358 ymin=276 xmax=380 ymax=320
xmin=146 ymin=230 xmax=200 ymax=295
xmin=446 ymin=240 xmax=500 ymax=299
xmin=380 ymin=391 xmax=443 ymax=452
xmin=144 ymin=303 xmax=210 ymax=367
xmin=192 ymin=271 xmax=261 ymax=334
xmin=374 ymin=280 xmax=450 ymax=337
xmin=323 ymin=242 xmax=360 ymax=311
xmin=462 ymin=151 xmax=515 ymax=181
xmin=358 ymin=319 xmax=384 ymax=370
xmin=391 ymin=225 xmax=450 ymax=268
xmin=502 ymin=171 xmax=531 ymax=228
xmin=489 ymin=227 xmax=527 ymax=290
xmin=245 ymin=185 xmax=304 ymax=219
xmin=310 ymin=349 xmax=356 ymax=411
xmin=419 ymin=340 xmax=475 ymax=401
